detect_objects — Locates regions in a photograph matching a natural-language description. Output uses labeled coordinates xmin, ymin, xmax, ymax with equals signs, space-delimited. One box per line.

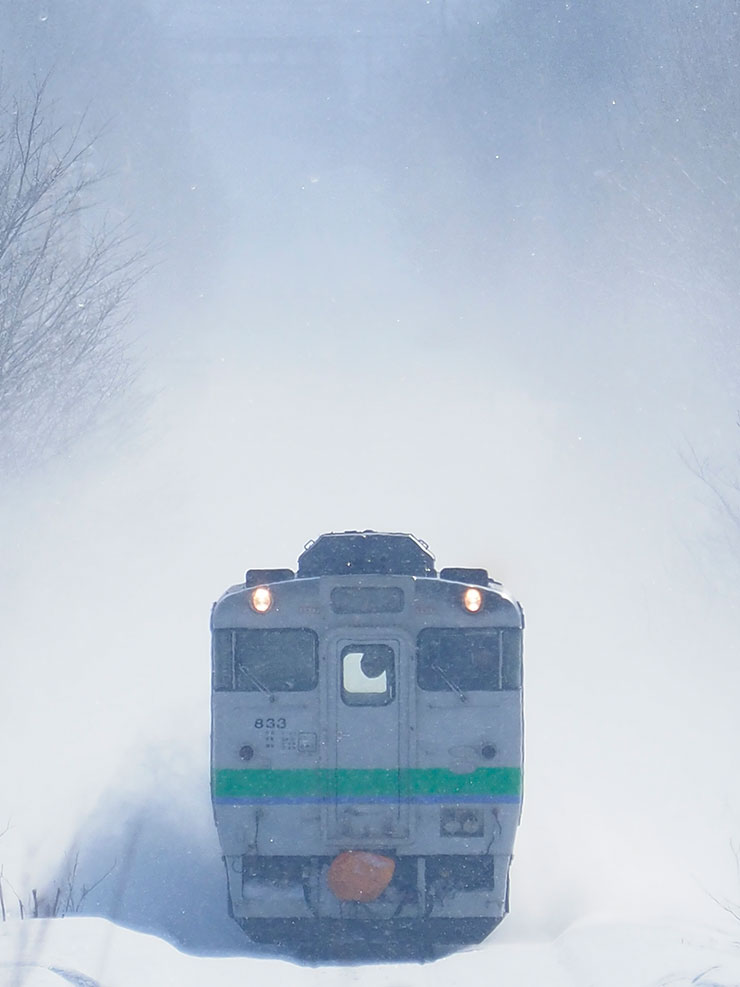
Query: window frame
xmin=340 ymin=642 xmax=397 ymax=706
xmin=212 ymin=627 xmax=319 ymax=693
xmin=416 ymin=627 xmax=522 ymax=693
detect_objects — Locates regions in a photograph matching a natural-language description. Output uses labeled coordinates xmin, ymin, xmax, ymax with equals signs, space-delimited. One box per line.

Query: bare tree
xmin=0 ymin=845 xmax=117 ymax=921
xmin=0 ymin=76 xmax=144 ymax=473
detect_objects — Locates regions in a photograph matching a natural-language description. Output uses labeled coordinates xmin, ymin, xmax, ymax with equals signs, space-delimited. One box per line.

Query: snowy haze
xmin=2 ymin=0 xmax=740 ymax=961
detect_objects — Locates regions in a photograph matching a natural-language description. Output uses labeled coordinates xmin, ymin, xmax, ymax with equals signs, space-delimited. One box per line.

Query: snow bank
xmin=1 ymin=917 xmax=739 ymax=987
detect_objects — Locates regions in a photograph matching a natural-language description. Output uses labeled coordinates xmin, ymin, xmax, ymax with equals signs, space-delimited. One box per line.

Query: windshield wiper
xmin=236 ymin=663 xmax=276 ymax=702
xmin=431 ymin=663 xmax=468 ymax=703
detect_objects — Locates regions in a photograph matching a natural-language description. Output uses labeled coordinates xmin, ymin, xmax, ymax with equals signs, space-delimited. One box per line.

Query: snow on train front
xmin=210 ymin=531 xmax=524 ymax=960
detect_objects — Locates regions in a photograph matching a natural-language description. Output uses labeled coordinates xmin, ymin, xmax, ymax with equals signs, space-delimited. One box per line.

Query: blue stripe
xmin=213 ymin=793 xmax=522 ymax=806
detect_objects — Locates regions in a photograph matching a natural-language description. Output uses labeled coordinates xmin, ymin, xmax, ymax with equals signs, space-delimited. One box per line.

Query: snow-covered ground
xmin=1 ymin=917 xmax=739 ymax=987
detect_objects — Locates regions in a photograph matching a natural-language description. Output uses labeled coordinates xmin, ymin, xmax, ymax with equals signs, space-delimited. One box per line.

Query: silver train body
xmin=210 ymin=531 xmax=524 ymax=959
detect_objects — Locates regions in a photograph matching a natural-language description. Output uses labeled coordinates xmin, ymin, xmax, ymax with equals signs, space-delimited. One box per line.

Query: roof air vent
xmin=297 ymin=531 xmax=436 ymax=578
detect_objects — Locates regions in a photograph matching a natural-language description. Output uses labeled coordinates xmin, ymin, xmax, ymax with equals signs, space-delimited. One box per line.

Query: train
xmin=210 ymin=531 xmax=524 ymax=960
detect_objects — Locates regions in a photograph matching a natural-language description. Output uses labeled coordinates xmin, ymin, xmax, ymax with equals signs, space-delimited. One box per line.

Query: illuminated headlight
xmin=440 ymin=807 xmax=484 ymax=837
xmin=462 ymin=587 xmax=483 ymax=613
xmin=250 ymin=586 xmax=273 ymax=613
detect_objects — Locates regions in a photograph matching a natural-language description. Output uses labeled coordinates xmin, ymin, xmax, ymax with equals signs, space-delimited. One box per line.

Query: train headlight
xmin=250 ymin=586 xmax=273 ymax=613
xmin=462 ymin=587 xmax=483 ymax=613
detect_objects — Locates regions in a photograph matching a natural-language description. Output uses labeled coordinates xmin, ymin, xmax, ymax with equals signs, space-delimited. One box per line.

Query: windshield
xmin=213 ymin=629 xmax=318 ymax=692
xmin=417 ymin=628 xmax=522 ymax=692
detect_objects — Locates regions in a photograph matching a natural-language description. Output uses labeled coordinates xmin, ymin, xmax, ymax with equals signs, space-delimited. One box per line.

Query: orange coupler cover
xmin=327 ymin=851 xmax=396 ymax=902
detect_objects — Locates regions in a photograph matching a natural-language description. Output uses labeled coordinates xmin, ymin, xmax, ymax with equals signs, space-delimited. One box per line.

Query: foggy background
xmin=2 ymin=0 xmax=740 ymax=953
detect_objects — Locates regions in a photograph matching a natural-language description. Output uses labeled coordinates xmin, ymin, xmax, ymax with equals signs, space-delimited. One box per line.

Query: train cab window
xmin=213 ymin=629 xmax=318 ymax=692
xmin=501 ymin=629 xmax=523 ymax=690
xmin=341 ymin=643 xmax=395 ymax=706
xmin=417 ymin=628 xmax=522 ymax=692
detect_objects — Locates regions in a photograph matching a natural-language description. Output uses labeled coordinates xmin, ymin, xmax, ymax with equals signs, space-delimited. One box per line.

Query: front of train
xmin=210 ymin=531 xmax=523 ymax=959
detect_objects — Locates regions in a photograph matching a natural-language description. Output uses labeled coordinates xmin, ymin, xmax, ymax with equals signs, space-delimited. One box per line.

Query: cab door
xmin=324 ymin=634 xmax=410 ymax=843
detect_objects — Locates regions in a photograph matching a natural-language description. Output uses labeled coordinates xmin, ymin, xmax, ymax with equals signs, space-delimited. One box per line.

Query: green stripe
xmin=212 ymin=767 xmax=521 ymax=800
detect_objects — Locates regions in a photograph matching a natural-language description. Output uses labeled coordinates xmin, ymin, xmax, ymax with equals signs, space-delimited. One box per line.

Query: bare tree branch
xmin=0 ymin=75 xmax=146 ymax=473
xmin=681 ymin=437 xmax=740 ymax=565
xmin=71 ymin=859 xmax=117 ymax=914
